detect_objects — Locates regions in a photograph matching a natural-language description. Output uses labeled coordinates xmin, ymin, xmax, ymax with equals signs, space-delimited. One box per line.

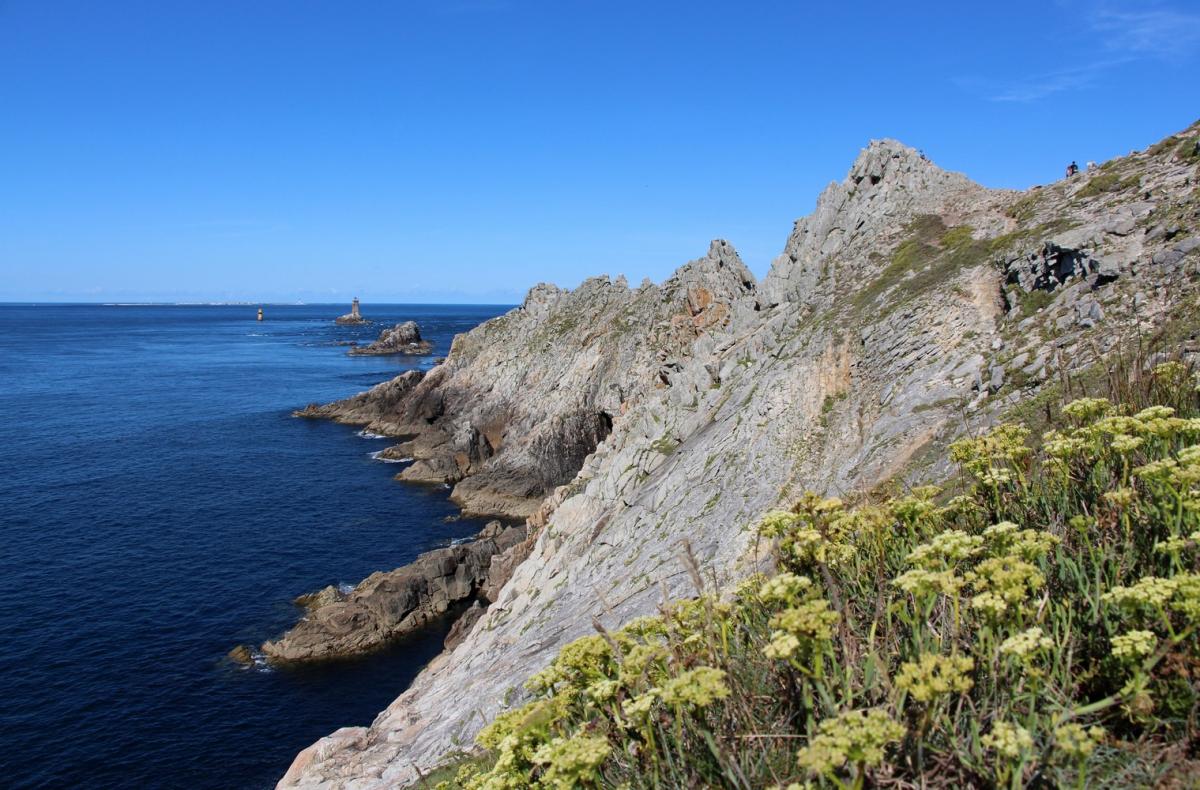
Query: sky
xmin=1 ymin=1 xmax=1198 ymax=304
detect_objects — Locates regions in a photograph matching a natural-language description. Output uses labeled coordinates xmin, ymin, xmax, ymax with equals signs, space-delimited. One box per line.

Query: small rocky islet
xmin=347 ymin=321 xmax=432 ymax=356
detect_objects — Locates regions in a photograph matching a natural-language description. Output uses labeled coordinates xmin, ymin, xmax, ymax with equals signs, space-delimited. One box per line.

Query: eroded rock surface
xmin=281 ymin=123 xmax=1200 ymax=788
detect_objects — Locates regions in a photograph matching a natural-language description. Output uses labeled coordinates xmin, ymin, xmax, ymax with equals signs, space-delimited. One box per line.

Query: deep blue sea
xmin=0 ymin=303 xmax=510 ymax=789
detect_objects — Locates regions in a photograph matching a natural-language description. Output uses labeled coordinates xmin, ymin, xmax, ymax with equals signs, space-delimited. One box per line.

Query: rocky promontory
xmin=347 ymin=321 xmax=432 ymax=356
xmin=262 ymin=521 xmax=526 ymax=663
xmin=281 ymin=122 xmax=1200 ymax=788
xmin=298 ymin=240 xmax=755 ymax=520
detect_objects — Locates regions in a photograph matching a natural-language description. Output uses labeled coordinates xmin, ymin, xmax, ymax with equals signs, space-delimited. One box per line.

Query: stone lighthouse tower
xmin=335 ymin=297 xmax=367 ymax=325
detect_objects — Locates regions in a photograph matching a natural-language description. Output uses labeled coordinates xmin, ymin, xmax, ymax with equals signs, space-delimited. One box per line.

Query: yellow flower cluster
xmin=531 ymin=734 xmax=610 ymax=790
xmin=999 ymin=627 xmax=1054 ymax=660
xmin=763 ymin=599 xmax=840 ymax=660
xmin=657 ymin=666 xmax=730 ymax=708
xmin=1102 ymin=575 xmax=1178 ymax=609
xmin=1052 ymin=723 xmax=1105 ymax=760
xmin=1111 ymin=630 xmax=1156 ymax=661
xmin=970 ymin=555 xmax=1044 ymax=603
xmin=895 ymin=653 xmax=974 ymax=703
xmin=795 ymin=708 xmax=904 ymax=777
xmin=758 ymin=572 xmax=814 ymax=604
xmin=907 ymin=529 xmax=984 ymax=568
xmin=982 ymin=720 xmax=1033 ymax=759
xmin=950 ymin=424 xmax=1030 ymax=484
xmin=893 ymin=568 xmax=965 ymax=597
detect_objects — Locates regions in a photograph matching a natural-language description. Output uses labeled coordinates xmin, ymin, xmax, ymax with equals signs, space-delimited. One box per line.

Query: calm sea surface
xmin=0 ymin=303 xmax=510 ymax=789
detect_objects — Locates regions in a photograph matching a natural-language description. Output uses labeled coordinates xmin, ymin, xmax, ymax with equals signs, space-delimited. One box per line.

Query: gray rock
xmin=348 ymin=321 xmax=433 ymax=356
xmin=1153 ymin=248 xmax=1185 ymax=267
xmin=989 ymin=364 xmax=1005 ymax=393
xmin=1102 ymin=216 xmax=1136 ymax=236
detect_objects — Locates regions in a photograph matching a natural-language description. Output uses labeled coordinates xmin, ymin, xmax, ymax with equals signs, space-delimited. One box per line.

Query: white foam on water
xmin=337 ymin=582 xmax=356 ymax=595
xmin=356 ymin=429 xmax=388 ymax=439
xmin=367 ymin=450 xmax=412 ymax=463
xmin=250 ymin=651 xmax=272 ymax=674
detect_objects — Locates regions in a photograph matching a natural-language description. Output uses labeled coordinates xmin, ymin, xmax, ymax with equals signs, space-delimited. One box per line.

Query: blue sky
xmin=1 ymin=1 xmax=1198 ymax=303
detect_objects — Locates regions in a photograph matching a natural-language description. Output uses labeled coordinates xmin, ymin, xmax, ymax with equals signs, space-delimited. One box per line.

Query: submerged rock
xmin=347 ymin=321 xmax=432 ymax=356
xmin=227 ymin=644 xmax=255 ymax=667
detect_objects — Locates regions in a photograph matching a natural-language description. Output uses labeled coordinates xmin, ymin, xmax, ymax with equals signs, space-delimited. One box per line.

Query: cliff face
xmin=281 ymin=124 xmax=1200 ymax=788
xmin=300 ymin=241 xmax=756 ymax=520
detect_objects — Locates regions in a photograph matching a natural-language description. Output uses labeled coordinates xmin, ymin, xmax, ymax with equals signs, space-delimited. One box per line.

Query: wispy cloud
xmin=979 ymin=2 xmax=1200 ymax=103
xmin=988 ymin=58 xmax=1131 ymax=102
xmin=1091 ymin=7 xmax=1200 ymax=60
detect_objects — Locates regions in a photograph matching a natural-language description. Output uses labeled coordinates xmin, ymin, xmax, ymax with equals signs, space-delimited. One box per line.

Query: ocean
xmin=0 ymin=303 xmax=510 ymax=789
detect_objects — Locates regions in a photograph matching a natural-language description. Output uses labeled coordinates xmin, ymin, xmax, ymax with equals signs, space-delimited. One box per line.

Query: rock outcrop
xmin=263 ymin=521 xmax=525 ymax=663
xmin=281 ymin=123 xmax=1200 ymax=787
xmin=348 ymin=322 xmax=433 ymax=356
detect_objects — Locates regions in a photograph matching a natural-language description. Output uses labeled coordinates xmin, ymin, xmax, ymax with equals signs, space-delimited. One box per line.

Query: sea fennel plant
xmin=432 ymin=362 xmax=1200 ymax=789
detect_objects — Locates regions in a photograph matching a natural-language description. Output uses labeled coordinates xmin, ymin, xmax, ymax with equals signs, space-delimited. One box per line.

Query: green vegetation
xmin=650 ymin=436 xmax=679 ymax=456
xmin=1075 ymin=172 xmax=1142 ymax=200
xmin=433 ymin=362 xmax=1200 ymax=789
xmin=852 ymin=215 xmax=994 ymax=319
xmin=1005 ymin=192 xmax=1043 ymax=224
xmin=1175 ymin=137 xmax=1200 ymax=166
xmin=1011 ymin=287 xmax=1056 ymax=321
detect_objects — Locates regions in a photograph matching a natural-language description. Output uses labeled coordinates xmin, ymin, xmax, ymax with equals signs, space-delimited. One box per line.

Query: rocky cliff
xmin=280 ymin=123 xmax=1200 ymax=788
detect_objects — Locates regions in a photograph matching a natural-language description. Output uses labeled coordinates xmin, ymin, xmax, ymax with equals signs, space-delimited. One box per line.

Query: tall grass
xmin=432 ymin=362 xmax=1200 ymax=789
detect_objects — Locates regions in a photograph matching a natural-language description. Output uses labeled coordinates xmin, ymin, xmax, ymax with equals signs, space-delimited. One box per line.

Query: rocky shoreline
xmin=260 ymin=521 xmax=527 ymax=663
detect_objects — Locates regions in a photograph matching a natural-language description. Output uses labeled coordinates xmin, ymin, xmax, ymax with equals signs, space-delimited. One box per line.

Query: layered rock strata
xmin=281 ymin=123 xmax=1200 ymax=787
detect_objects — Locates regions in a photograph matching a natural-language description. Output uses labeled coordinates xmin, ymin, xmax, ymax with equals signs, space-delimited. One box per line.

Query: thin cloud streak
xmin=1091 ymin=7 xmax=1200 ymax=60
xmin=980 ymin=2 xmax=1200 ymax=103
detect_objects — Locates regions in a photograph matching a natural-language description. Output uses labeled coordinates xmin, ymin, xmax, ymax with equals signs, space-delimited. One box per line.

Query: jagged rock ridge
xmin=280 ymin=123 xmax=1200 ymax=788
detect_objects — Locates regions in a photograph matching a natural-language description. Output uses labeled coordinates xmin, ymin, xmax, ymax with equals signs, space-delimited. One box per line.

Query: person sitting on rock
xmin=1065 ymin=161 xmax=1079 ymax=177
